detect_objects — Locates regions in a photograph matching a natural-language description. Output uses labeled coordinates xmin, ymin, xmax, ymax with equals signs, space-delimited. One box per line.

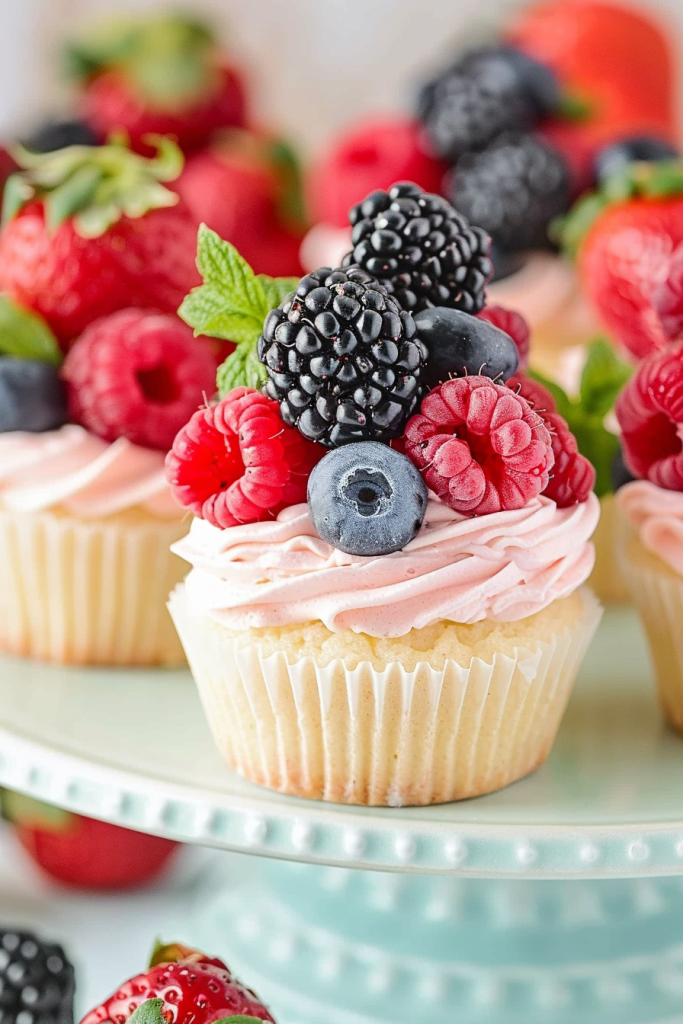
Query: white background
xmin=0 ymin=0 xmax=681 ymax=154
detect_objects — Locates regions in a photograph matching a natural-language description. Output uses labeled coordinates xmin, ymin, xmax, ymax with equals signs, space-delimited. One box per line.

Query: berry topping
xmin=616 ymin=340 xmax=683 ymax=489
xmin=0 ymin=928 xmax=75 ymax=1024
xmin=413 ymin=306 xmax=518 ymax=390
xmin=477 ymin=305 xmax=531 ymax=370
xmin=417 ymin=45 xmax=559 ymax=161
xmin=21 ymin=118 xmax=97 ymax=153
xmin=166 ymin=387 xmax=322 ymax=528
xmin=80 ymin=944 xmax=273 ymax=1024
xmin=595 ymin=134 xmax=679 ymax=183
xmin=259 ymin=264 xmax=428 ymax=447
xmin=654 ymin=241 xmax=683 ymax=340
xmin=344 ymin=182 xmax=492 ymax=315
xmin=448 ymin=133 xmax=570 ymax=253
xmin=542 ymin=411 xmax=596 ymax=507
xmin=0 ymin=359 xmax=67 ymax=433
xmin=403 ymin=376 xmax=554 ymax=515
xmin=62 ymin=309 xmax=217 ymax=451
xmin=307 ymin=441 xmax=427 ymax=556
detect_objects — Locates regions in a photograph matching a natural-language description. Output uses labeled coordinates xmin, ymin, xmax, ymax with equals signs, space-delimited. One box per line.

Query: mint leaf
xmin=258 ymin=274 xmax=298 ymax=312
xmin=579 ymin=337 xmax=632 ymax=418
xmin=528 ymin=369 xmax=572 ymax=420
xmin=128 ymin=1000 xmax=165 ymax=1024
xmin=0 ymin=296 xmax=62 ymax=364
xmin=217 ymin=344 xmax=268 ymax=396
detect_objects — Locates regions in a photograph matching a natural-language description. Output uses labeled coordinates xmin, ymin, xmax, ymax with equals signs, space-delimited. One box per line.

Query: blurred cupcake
xmin=167 ymin=240 xmax=601 ymax=805
xmin=616 ymin=341 xmax=683 ymax=733
xmin=0 ymin=303 xmax=217 ymax=665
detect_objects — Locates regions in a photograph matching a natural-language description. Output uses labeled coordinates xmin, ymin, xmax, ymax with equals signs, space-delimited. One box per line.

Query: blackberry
xmin=448 ymin=133 xmax=570 ymax=253
xmin=21 ymin=119 xmax=97 ymax=153
xmin=344 ymin=182 xmax=491 ymax=315
xmin=258 ymin=265 xmax=427 ymax=448
xmin=0 ymin=929 xmax=74 ymax=1024
xmin=417 ymin=45 xmax=559 ymax=161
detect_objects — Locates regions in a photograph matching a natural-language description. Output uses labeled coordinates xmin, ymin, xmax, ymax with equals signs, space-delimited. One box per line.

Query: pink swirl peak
xmin=173 ymin=492 xmax=599 ymax=636
xmin=618 ymin=480 xmax=683 ymax=575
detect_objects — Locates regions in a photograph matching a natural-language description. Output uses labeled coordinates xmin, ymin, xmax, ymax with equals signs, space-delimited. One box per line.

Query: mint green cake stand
xmin=2 ymin=608 xmax=683 ymax=1022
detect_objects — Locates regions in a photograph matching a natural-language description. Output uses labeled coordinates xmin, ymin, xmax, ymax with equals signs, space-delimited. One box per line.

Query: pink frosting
xmin=174 ymin=492 xmax=599 ymax=636
xmin=0 ymin=425 xmax=182 ymax=519
xmin=618 ymin=480 xmax=683 ymax=575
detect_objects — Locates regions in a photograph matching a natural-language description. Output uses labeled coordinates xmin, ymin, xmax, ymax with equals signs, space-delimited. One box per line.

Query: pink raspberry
xmin=165 ymin=388 xmax=323 ymax=528
xmin=478 ymin=305 xmax=531 ymax=370
xmin=654 ymin=242 xmax=683 ymax=340
xmin=616 ymin=340 xmax=683 ymax=489
xmin=403 ymin=376 xmax=554 ymax=515
xmin=62 ymin=308 xmax=218 ymax=451
xmin=506 ymin=373 xmax=557 ymax=414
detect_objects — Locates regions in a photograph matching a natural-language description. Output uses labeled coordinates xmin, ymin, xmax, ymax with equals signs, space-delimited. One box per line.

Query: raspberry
xmin=478 ymin=306 xmax=531 ymax=370
xmin=616 ymin=341 xmax=683 ymax=488
xmin=165 ymin=388 xmax=323 ymax=528
xmin=507 ymin=374 xmax=595 ymax=506
xmin=62 ymin=309 xmax=217 ymax=451
xmin=654 ymin=241 xmax=683 ymax=340
xmin=403 ymin=376 xmax=554 ymax=515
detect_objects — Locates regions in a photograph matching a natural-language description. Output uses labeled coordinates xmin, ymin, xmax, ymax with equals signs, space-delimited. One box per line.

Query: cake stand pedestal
xmin=2 ymin=608 xmax=683 ymax=1023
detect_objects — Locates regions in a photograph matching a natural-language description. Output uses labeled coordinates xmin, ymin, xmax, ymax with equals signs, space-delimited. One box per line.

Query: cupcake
xmin=0 ymin=302 xmax=217 ymax=666
xmin=167 ymin=205 xmax=601 ymax=805
xmin=615 ymin=341 xmax=683 ymax=733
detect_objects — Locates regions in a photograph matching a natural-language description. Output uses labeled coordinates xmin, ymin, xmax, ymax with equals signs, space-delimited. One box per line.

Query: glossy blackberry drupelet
xmin=417 ymin=45 xmax=560 ymax=161
xmin=595 ymin=134 xmax=679 ymax=183
xmin=0 ymin=359 xmax=68 ymax=433
xmin=258 ymin=265 xmax=428 ymax=448
xmin=414 ymin=307 xmax=519 ymax=389
xmin=448 ymin=133 xmax=570 ymax=253
xmin=21 ymin=119 xmax=97 ymax=153
xmin=307 ymin=441 xmax=428 ymax=556
xmin=344 ymin=182 xmax=492 ymax=316
xmin=0 ymin=929 xmax=75 ymax=1024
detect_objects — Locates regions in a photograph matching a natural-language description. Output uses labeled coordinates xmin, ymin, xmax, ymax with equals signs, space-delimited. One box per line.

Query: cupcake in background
xmin=166 ymin=189 xmax=601 ymax=806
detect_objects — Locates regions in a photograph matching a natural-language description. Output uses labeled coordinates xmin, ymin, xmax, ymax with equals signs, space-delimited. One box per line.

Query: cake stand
xmin=2 ymin=607 xmax=683 ymax=1024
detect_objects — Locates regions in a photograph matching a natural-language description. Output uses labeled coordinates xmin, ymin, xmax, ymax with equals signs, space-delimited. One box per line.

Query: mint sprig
xmin=0 ymin=295 xmax=62 ymax=364
xmin=530 ymin=338 xmax=632 ymax=498
xmin=179 ymin=225 xmax=299 ymax=394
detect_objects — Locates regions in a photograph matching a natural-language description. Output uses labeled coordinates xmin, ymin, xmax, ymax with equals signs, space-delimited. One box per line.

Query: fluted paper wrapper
xmin=620 ymin=534 xmax=683 ymax=735
xmin=0 ymin=508 xmax=188 ymax=666
xmin=590 ymin=495 xmax=629 ymax=605
xmin=170 ymin=586 xmax=601 ymax=806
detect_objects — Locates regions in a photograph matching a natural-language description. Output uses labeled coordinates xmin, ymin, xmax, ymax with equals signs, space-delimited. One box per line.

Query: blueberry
xmin=307 ymin=441 xmax=428 ymax=556
xmin=0 ymin=358 xmax=68 ymax=433
xmin=414 ymin=307 xmax=518 ymax=390
xmin=596 ymin=135 xmax=679 ymax=183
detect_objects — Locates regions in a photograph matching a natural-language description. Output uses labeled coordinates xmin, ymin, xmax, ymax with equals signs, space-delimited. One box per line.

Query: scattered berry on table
xmin=166 ymin=387 xmax=322 ymax=529
xmin=344 ymin=182 xmax=491 ymax=315
xmin=403 ymin=375 xmax=554 ymax=515
xmin=595 ymin=134 xmax=679 ymax=183
xmin=307 ymin=441 xmax=428 ymax=556
xmin=259 ymin=264 xmax=428 ymax=447
xmin=0 ymin=928 xmax=75 ymax=1024
xmin=447 ymin=133 xmax=570 ymax=253
xmin=417 ymin=45 xmax=559 ymax=161
xmin=413 ymin=306 xmax=518 ymax=390
xmin=21 ymin=118 xmax=97 ymax=153
xmin=62 ymin=309 xmax=218 ymax=451
xmin=0 ymin=359 xmax=67 ymax=433
xmin=477 ymin=305 xmax=531 ymax=370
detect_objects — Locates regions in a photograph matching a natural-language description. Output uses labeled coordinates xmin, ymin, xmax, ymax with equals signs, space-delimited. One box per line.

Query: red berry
xmin=616 ymin=340 xmax=683 ymax=489
xmin=62 ymin=309 xmax=218 ymax=451
xmin=166 ymin=388 xmax=323 ymax=528
xmin=654 ymin=241 xmax=683 ymax=340
xmin=80 ymin=946 xmax=274 ymax=1024
xmin=478 ymin=306 xmax=531 ymax=370
xmin=506 ymin=373 xmax=557 ymax=415
xmin=403 ymin=376 xmax=554 ymax=516
xmin=308 ymin=117 xmax=447 ymax=227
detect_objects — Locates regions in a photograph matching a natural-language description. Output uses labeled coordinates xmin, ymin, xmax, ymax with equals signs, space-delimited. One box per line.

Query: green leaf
xmin=0 ymin=296 xmax=62 ymax=363
xmin=213 ymin=1018 xmax=270 ymax=1024
xmin=257 ymin=275 xmax=298 ymax=311
xmin=572 ymin=414 xmax=620 ymax=499
xmin=579 ymin=338 xmax=633 ymax=418
xmin=217 ymin=343 xmax=268 ymax=395
xmin=128 ymin=999 xmax=166 ymax=1024
xmin=528 ymin=369 xmax=572 ymax=420
xmin=554 ymin=192 xmax=607 ymax=260
xmin=0 ymin=790 xmax=73 ymax=830
xmin=45 ymin=164 xmax=105 ymax=233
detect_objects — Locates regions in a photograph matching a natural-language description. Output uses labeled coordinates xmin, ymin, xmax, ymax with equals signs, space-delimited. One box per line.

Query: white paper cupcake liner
xmin=0 ymin=508 xmax=188 ymax=666
xmin=170 ymin=586 xmax=601 ymax=806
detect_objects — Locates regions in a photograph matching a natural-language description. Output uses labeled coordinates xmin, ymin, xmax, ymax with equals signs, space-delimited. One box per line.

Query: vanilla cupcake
xmin=615 ymin=341 xmax=683 ymax=732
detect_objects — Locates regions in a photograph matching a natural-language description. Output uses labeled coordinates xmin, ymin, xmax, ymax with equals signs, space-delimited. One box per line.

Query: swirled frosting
xmin=0 ymin=425 xmax=182 ymax=519
xmin=174 ymin=492 xmax=599 ymax=636
xmin=618 ymin=480 xmax=683 ymax=575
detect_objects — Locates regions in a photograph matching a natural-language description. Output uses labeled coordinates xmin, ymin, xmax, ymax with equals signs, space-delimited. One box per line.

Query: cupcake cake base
xmin=170 ymin=585 xmax=601 ymax=806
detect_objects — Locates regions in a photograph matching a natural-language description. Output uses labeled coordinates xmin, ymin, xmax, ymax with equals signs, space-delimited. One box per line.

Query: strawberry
xmin=175 ymin=130 xmax=305 ymax=278
xmin=2 ymin=792 xmax=178 ymax=891
xmin=508 ymin=0 xmax=677 ymax=162
xmin=67 ymin=14 xmax=246 ymax=154
xmin=0 ymin=136 xmax=200 ymax=348
xmin=561 ymin=162 xmax=683 ymax=359
xmin=80 ymin=944 xmax=274 ymax=1024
